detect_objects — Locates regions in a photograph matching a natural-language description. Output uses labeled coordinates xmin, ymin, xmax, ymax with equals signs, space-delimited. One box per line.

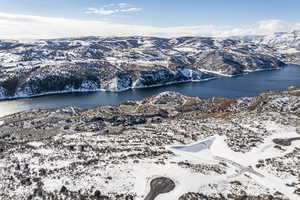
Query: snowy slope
xmin=253 ymin=31 xmax=300 ymax=54
xmin=0 ymin=36 xmax=285 ymax=99
xmin=0 ymin=89 xmax=299 ymax=199
xmin=234 ymin=30 xmax=300 ymax=64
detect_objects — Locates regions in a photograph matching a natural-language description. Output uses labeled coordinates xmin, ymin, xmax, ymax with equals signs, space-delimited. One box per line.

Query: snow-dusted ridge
xmin=233 ymin=30 xmax=300 ymax=64
xmin=0 ymin=73 xmax=216 ymax=100
xmin=0 ymin=35 xmax=287 ymax=100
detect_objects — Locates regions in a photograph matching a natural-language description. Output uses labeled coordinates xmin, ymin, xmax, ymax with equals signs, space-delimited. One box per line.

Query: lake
xmin=0 ymin=64 xmax=300 ymax=117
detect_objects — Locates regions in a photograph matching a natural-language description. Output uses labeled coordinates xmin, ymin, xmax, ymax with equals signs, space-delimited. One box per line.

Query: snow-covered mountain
xmin=234 ymin=30 xmax=300 ymax=64
xmin=257 ymin=31 xmax=300 ymax=65
xmin=0 ymin=36 xmax=285 ymax=99
xmin=248 ymin=31 xmax=300 ymax=54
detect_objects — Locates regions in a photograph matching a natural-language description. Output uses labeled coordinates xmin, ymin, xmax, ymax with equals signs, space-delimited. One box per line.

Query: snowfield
xmin=168 ymin=124 xmax=300 ymax=200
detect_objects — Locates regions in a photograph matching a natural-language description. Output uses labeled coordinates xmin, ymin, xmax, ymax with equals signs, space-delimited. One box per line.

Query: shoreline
xmin=0 ymin=77 xmax=217 ymax=101
xmin=0 ymin=65 xmax=290 ymax=101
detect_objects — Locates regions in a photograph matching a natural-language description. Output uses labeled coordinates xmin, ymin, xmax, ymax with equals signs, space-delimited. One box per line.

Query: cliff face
xmin=0 ymin=36 xmax=285 ymax=99
xmin=0 ymin=89 xmax=299 ymax=199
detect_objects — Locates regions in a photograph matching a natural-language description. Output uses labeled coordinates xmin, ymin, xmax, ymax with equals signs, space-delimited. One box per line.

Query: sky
xmin=0 ymin=0 xmax=300 ymax=39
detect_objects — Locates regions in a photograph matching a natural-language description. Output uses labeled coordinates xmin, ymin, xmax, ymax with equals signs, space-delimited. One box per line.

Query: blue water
xmin=0 ymin=65 xmax=299 ymax=117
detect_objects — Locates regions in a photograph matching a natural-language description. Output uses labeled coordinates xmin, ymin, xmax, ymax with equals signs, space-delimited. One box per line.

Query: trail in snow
xmin=213 ymin=156 xmax=265 ymax=178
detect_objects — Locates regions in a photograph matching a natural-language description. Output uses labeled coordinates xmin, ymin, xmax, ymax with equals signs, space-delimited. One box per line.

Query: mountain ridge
xmin=1 ymin=31 xmax=299 ymax=100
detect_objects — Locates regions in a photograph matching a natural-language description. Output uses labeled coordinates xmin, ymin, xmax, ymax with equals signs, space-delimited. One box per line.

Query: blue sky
xmin=1 ymin=0 xmax=300 ymax=26
xmin=0 ymin=0 xmax=299 ymax=39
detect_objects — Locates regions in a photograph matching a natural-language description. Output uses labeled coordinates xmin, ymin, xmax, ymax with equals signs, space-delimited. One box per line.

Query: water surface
xmin=0 ymin=65 xmax=299 ymax=117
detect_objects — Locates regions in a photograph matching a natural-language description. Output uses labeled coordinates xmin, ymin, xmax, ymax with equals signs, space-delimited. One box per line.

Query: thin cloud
xmin=0 ymin=12 xmax=300 ymax=39
xmin=86 ymin=8 xmax=117 ymax=15
xmin=0 ymin=12 xmax=39 ymax=23
xmin=121 ymin=7 xmax=142 ymax=12
xmin=116 ymin=3 xmax=130 ymax=8
xmin=86 ymin=3 xmax=142 ymax=16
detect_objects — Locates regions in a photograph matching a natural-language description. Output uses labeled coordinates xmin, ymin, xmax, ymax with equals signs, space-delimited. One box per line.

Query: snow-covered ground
xmin=0 ymin=90 xmax=299 ymax=199
xmin=166 ymin=122 xmax=300 ymax=200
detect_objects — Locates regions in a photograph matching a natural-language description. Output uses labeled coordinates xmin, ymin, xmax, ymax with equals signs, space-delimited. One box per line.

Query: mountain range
xmin=0 ymin=31 xmax=299 ymax=99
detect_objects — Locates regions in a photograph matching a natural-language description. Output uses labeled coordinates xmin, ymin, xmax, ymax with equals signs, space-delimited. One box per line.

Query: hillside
xmin=0 ymin=88 xmax=299 ymax=199
xmin=0 ymin=36 xmax=286 ymax=99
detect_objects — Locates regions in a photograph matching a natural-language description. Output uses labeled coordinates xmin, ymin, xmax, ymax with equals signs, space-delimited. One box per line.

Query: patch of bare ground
xmin=178 ymin=192 xmax=287 ymax=200
xmin=247 ymin=96 xmax=267 ymax=111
